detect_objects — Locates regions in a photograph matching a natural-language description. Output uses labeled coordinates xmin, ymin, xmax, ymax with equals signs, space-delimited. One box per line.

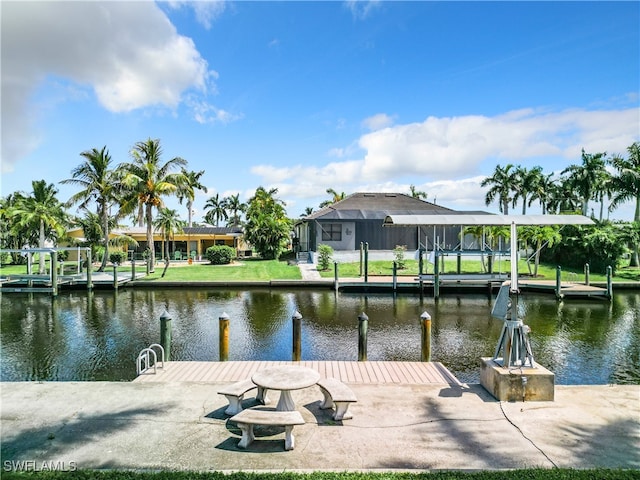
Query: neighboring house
xmin=65 ymin=226 xmax=246 ymax=261
xmin=294 ymin=192 xmax=489 ymax=254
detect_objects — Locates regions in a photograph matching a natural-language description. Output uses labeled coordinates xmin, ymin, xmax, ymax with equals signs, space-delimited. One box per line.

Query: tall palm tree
xmin=12 ymin=180 xmax=68 ymax=273
xmin=61 ymin=146 xmax=120 ymax=271
xmin=609 ymin=142 xmax=640 ymax=223
xmin=561 ymin=149 xmax=608 ymax=217
xmin=244 ymin=186 xmax=291 ymax=259
xmin=177 ymin=168 xmax=207 ymax=228
xmin=609 ymin=141 xmax=640 ymax=266
xmin=203 ymin=193 xmax=228 ymax=227
xmin=319 ymin=188 xmax=346 ymax=208
xmin=481 ymin=164 xmax=516 ymax=214
xmin=409 ymin=184 xmax=428 ymax=200
xmin=301 ymin=206 xmax=314 ymax=217
xmin=224 ymin=193 xmax=245 ymax=227
xmin=512 ymin=166 xmax=543 ymax=214
xmin=119 ymin=138 xmax=187 ymax=272
xmin=528 ymin=172 xmax=554 ymax=214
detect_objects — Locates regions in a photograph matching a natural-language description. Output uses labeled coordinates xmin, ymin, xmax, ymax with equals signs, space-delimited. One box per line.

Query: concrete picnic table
xmin=252 ymin=365 xmax=320 ymax=411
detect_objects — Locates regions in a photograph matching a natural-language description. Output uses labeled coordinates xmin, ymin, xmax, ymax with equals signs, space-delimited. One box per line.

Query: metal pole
xmin=359 ymin=242 xmax=363 ymax=277
xmin=334 ymin=262 xmax=339 ymax=292
xmin=420 ymin=311 xmax=432 ymax=362
xmin=434 ymin=250 xmax=440 ymax=300
xmin=160 ymin=310 xmax=172 ymax=361
xmin=219 ymin=312 xmax=230 ymax=362
xmin=131 ymin=256 xmax=136 ymax=281
xmin=606 ymin=266 xmax=613 ymax=300
xmin=358 ymin=312 xmax=368 ymax=361
xmin=555 ymin=266 xmax=562 ymax=299
xmin=292 ymin=311 xmax=302 ymax=361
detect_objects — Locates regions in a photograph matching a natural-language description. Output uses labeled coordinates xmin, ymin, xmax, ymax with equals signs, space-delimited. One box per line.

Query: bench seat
xmin=218 ymin=379 xmax=268 ymax=416
xmin=230 ymin=408 xmax=305 ymax=450
xmin=317 ymin=377 xmax=357 ymax=420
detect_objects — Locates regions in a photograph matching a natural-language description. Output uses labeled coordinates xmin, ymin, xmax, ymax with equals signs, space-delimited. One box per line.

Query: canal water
xmin=1 ymin=288 xmax=638 ymax=384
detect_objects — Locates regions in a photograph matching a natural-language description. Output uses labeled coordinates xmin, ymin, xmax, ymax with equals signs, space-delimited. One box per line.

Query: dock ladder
xmin=136 ymin=343 xmax=165 ymax=375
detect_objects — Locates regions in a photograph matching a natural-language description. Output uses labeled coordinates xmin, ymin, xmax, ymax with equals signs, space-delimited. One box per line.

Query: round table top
xmin=252 ymin=366 xmax=320 ymax=391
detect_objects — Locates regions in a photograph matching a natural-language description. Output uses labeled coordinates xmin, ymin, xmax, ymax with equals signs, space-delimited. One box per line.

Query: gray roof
xmin=383 ymin=214 xmax=595 ymax=227
xmin=184 ymin=226 xmax=243 ymax=235
xmin=303 ymin=192 xmax=458 ymax=221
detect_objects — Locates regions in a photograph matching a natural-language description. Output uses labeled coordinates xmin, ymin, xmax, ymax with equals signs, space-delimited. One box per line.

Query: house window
xmin=322 ymin=223 xmax=342 ymax=242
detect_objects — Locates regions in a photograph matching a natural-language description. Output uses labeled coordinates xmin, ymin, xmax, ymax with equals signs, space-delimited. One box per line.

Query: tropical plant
xmin=409 ymin=184 xmax=428 ymax=200
xmin=319 ymin=188 xmax=346 ymax=208
xmin=205 ymin=245 xmax=235 ymax=265
xmin=10 ymin=180 xmax=68 ymax=273
xmin=512 ymin=166 xmax=543 ymax=214
xmin=301 ymin=207 xmax=314 ymax=217
xmin=481 ymin=164 xmax=516 ymax=214
xmin=61 ymin=146 xmax=121 ymax=271
xmin=561 ymin=149 xmax=608 ymax=217
xmin=153 ymin=207 xmax=185 ymax=262
xmin=177 ymin=168 xmax=208 ymax=228
xmin=317 ymin=244 xmax=334 ymax=271
xmin=0 ymin=192 xmax=31 ymax=264
xmin=204 ymin=193 xmax=228 ymax=227
xmin=393 ymin=245 xmax=407 ymax=269
xmin=609 ymin=142 xmax=640 ymax=266
xmin=519 ymin=226 xmax=561 ymax=276
xmin=244 ymin=186 xmax=291 ymax=259
xmin=119 ymin=138 xmax=187 ymax=272
xmin=224 ymin=193 xmax=245 ymax=227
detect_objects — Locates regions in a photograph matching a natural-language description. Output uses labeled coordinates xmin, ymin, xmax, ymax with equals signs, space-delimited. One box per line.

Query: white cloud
xmin=251 ymin=106 xmax=639 ymax=218
xmin=344 ymin=0 xmax=382 ymax=20
xmin=166 ymin=0 xmax=226 ymax=29
xmin=1 ymin=1 xmax=214 ymax=172
xmin=362 ymin=113 xmax=395 ymax=131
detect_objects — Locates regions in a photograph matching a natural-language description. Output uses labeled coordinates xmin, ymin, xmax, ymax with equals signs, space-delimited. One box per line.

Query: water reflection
xmin=1 ymin=288 xmax=638 ymax=384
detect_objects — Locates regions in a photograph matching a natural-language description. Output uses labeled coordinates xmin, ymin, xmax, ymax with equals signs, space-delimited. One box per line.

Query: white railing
xmin=136 ymin=343 xmax=165 ymax=375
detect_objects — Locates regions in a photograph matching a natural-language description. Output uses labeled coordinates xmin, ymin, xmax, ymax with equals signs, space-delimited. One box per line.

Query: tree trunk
xmin=187 ymin=200 xmax=193 ymax=228
xmin=146 ymin=204 xmax=155 ymax=273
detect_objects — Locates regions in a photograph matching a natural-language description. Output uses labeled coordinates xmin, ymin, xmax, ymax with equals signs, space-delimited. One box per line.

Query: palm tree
xmin=61 ymin=146 xmax=120 ymax=271
xmin=409 ymin=184 xmax=428 ymax=200
xmin=609 ymin=142 xmax=640 ymax=223
xmin=153 ymin=208 xmax=185 ymax=274
xmin=481 ymin=164 xmax=516 ymax=214
xmin=609 ymin=142 xmax=640 ymax=266
xmin=561 ymin=149 xmax=608 ymax=217
xmin=203 ymin=193 xmax=228 ymax=227
xmin=177 ymin=168 xmax=207 ymax=228
xmin=301 ymin=206 xmax=314 ymax=217
xmin=12 ymin=180 xmax=68 ymax=273
xmin=119 ymin=138 xmax=187 ymax=272
xmin=512 ymin=166 xmax=543 ymax=214
xmin=546 ymin=179 xmax=581 ymax=214
xmin=528 ymin=172 xmax=554 ymax=214
xmin=224 ymin=193 xmax=245 ymax=227
xmin=319 ymin=188 xmax=346 ymax=208
xmin=519 ymin=225 xmax=561 ymax=276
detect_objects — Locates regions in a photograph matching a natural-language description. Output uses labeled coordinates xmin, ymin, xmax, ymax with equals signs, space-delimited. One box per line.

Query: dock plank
xmin=132 ymin=361 xmax=460 ymax=385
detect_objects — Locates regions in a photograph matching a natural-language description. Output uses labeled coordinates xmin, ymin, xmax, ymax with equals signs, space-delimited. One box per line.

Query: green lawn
xmin=2 ymin=257 xmax=638 ymax=283
xmin=321 ymin=258 xmax=640 ymax=282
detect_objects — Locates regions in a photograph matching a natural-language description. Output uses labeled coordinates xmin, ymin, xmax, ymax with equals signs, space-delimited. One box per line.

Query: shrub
xmin=317 ymin=244 xmax=334 ymax=271
xmin=109 ymin=251 xmax=128 ymax=265
xmin=394 ymin=245 xmax=407 ymax=270
xmin=206 ymin=245 xmax=236 ymax=265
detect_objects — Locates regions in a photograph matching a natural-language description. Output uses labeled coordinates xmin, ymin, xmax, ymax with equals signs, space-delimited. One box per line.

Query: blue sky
xmin=2 ymin=1 xmax=639 ymax=222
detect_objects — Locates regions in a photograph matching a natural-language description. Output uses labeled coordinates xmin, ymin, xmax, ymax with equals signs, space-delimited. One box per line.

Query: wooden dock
xmin=132 ymin=360 xmax=462 ymax=385
xmin=518 ymin=279 xmax=611 ymax=299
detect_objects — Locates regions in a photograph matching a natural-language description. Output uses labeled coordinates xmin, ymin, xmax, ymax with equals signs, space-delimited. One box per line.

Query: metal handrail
xmin=136 ymin=343 xmax=165 ymax=375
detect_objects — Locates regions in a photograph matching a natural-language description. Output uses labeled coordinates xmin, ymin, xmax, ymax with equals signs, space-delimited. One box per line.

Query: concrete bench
xmin=218 ymin=379 xmax=268 ymax=416
xmin=317 ymin=377 xmax=357 ymax=420
xmin=230 ymin=408 xmax=305 ymax=451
